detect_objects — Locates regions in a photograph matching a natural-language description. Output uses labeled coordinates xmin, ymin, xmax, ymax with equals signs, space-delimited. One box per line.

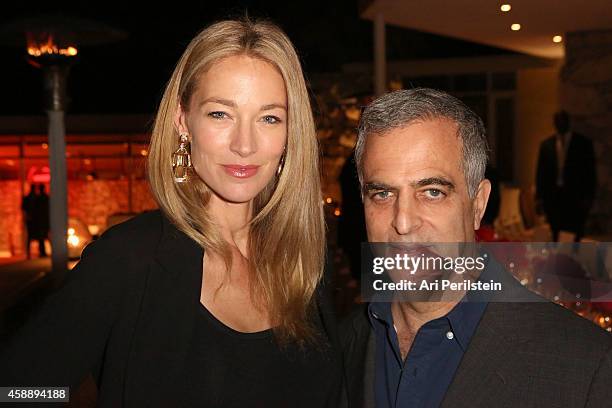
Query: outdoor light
xmin=511 ymin=23 xmax=521 ymax=31
xmin=67 ymin=234 xmax=80 ymax=248
xmin=88 ymin=224 xmax=100 ymax=236
xmin=553 ymin=35 xmax=563 ymax=43
xmin=500 ymin=4 xmax=511 ymax=12
xmin=1 ymin=15 xmax=126 ymax=280
xmin=26 ymin=32 xmax=78 ymax=59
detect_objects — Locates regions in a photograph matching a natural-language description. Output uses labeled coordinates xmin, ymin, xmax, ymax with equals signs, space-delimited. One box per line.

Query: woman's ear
xmin=174 ymin=104 xmax=188 ymax=135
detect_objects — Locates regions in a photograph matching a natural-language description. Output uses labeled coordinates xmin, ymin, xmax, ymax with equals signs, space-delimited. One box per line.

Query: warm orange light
xmin=42 ymin=143 xmax=48 ymax=149
xmin=500 ymin=4 xmax=511 ymax=12
xmin=553 ymin=35 xmax=563 ymax=43
xmin=325 ymin=197 xmax=333 ymax=204
xmin=67 ymin=234 xmax=80 ymax=247
xmin=140 ymin=149 xmax=148 ymax=156
xmin=6 ymin=160 xmax=15 ymax=166
xmin=511 ymin=23 xmax=521 ymax=31
xmin=86 ymin=174 xmax=94 ymax=181
xmin=334 ymin=208 xmax=341 ymax=217
xmin=26 ymin=34 xmax=78 ymax=58
xmin=83 ymin=158 xmax=92 ymax=165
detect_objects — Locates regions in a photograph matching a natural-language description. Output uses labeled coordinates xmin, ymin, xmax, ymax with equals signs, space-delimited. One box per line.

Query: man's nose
xmin=229 ymin=121 xmax=257 ymax=158
xmin=392 ymin=197 xmax=422 ymax=236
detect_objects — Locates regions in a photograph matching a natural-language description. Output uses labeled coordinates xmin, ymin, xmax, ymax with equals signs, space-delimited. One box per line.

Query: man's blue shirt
xmin=368 ymin=298 xmax=487 ymax=408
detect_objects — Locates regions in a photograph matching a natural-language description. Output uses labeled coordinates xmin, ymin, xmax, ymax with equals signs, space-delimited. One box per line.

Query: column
xmin=561 ymin=30 xmax=612 ymax=236
xmin=374 ymin=12 xmax=386 ymax=96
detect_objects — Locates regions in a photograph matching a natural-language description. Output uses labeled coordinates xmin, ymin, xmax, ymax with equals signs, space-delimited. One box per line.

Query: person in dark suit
xmin=0 ymin=19 xmax=343 ymax=407
xmin=33 ymin=183 xmax=50 ymax=257
xmin=536 ymin=110 xmax=597 ymax=242
xmin=340 ymin=89 xmax=612 ymax=408
xmin=21 ymin=184 xmax=38 ymax=259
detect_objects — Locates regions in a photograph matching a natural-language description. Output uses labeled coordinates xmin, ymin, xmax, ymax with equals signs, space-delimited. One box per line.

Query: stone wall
xmin=0 ymin=181 xmax=24 ymax=257
xmin=561 ymin=30 xmax=612 ymax=236
xmin=0 ymin=180 xmax=157 ymax=257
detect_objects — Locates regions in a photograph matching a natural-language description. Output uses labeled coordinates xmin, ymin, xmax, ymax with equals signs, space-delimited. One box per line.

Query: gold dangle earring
xmin=172 ymin=133 xmax=192 ymax=183
xmin=276 ymin=147 xmax=286 ymax=177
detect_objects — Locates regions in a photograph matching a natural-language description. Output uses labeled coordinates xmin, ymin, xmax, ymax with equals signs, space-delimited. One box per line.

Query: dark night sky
xmin=0 ymin=1 xmax=511 ymax=115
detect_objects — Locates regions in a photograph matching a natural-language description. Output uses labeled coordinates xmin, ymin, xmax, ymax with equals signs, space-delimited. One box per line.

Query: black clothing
xmin=184 ymin=301 xmax=339 ymax=407
xmin=338 ymin=155 xmax=367 ymax=280
xmin=536 ymin=132 xmax=596 ymax=241
xmin=0 ymin=210 xmax=344 ymax=407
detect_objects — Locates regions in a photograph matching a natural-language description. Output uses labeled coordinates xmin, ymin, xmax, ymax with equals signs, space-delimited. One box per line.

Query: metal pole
xmin=128 ymin=139 xmax=133 ymax=213
xmin=19 ymin=137 xmax=26 ymax=257
xmin=374 ymin=12 xmax=386 ymax=96
xmin=45 ymin=65 xmax=69 ymax=282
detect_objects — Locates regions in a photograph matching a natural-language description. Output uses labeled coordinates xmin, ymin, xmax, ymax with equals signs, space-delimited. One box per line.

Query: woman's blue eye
xmin=209 ymin=111 xmax=227 ymax=119
xmin=263 ymin=115 xmax=281 ymax=124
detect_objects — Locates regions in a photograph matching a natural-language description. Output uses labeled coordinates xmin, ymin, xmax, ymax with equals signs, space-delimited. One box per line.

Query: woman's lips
xmin=221 ymin=164 xmax=260 ymax=178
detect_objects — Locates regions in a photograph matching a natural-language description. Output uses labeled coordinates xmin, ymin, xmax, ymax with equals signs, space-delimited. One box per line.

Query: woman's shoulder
xmin=84 ymin=210 xmax=166 ymax=260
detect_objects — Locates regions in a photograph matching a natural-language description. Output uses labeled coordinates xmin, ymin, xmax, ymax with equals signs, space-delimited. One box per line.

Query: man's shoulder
xmin=540 ymin=135 xmax=557 ymax=147
xmin=534 ymin=301 xmax=611 ymax=348
xmin=570 ymin=132 xmax=594 ymax=147
xmin=487 ymin=300 xmax=612 ymax=354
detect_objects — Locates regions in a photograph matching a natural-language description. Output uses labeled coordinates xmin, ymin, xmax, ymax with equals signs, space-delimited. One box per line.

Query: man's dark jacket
xmin=536 ymin=132 xmax=596 ymax=213
xmin=340 ymin=259 xmax=612 ymax=407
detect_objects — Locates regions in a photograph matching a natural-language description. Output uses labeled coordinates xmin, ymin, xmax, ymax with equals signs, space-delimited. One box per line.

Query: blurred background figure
xmin=536 ymin=110 xmax=596 ymax=242
xmin=34 ymin=184 xmax=50 ymax=256
xmin=21 ymin=184 xmax=37 ymax=259
xmin=21 ymin=184 xmax=50 ymax=258
xmin=338 ymin=153 xmax=367 ymax=281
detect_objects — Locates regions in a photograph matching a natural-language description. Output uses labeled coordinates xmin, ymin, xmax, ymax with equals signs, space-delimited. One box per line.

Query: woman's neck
xmin=207 ymin=195 xmax=253 ymax=255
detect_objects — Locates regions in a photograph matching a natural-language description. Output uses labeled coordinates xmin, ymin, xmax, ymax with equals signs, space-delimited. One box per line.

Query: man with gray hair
xmin=340 ymin=88 xmax=611 ymax=408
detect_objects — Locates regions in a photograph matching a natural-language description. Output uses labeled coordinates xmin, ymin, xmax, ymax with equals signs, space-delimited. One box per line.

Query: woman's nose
xmin=229 ymin=121 xmax=257 ymax=158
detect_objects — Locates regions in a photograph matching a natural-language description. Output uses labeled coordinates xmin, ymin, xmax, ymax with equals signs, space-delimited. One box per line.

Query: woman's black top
xmin=183 ymin=301 xmax=339 ymax=407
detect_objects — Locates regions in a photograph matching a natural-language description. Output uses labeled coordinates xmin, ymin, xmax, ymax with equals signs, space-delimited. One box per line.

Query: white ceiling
xmin=361 ymin=0 xmax=612 ymax=59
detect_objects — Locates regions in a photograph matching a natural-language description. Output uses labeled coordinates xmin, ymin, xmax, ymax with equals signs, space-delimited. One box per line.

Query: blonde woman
xmin=0 ymin=19 xmax=343 ymax=407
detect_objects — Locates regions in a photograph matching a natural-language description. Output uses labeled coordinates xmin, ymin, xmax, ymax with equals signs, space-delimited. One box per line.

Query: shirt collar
xmin=368 ymin=301 xmax=393 ymax=329
xmin=367 ymin=299 xmax=486 ymax=352
xmin=367 ymin=250 xmax=491 ymax=350
xmin=445 ymin=298 xmax=487 ymax=351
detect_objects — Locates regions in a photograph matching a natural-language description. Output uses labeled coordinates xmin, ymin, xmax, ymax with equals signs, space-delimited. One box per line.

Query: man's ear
xmin=174 ymin=104 xmax=188 ymax=135
xmin=473 ymin=179 xmax=492 ymax=230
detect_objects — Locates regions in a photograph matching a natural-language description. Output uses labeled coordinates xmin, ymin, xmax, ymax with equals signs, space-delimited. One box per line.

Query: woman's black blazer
xmin=0 ymin=210 xmax=344 ymax=407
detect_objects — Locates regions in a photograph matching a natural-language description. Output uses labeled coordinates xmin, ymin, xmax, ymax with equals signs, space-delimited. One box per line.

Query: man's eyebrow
xmin=362 ymin=182 xmax=395 ymax=194
xmin=411 ymin=177 xmax=455 ymax=190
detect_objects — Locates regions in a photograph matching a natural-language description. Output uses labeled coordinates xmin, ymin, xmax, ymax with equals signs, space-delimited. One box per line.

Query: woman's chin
xmin=212 ymin=186 xmax=262 ymax=204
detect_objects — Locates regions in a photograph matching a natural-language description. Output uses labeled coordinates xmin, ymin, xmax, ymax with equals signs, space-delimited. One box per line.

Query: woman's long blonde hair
xmin=147 ymin=18 xmax=325 ymax=344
